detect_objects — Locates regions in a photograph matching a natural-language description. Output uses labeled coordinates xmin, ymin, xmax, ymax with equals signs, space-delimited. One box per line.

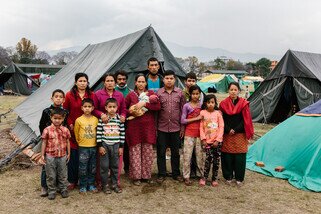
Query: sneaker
xmin=225 ymin=180 xmax=232 ymax=185
xmin=211 ymin=181 xmax=219 ymax=187
xmin=113 ymin=186 xmax=122 ymax=193
xmin=88 ymin=185 xmax=98 ymax=193
xmin=199 ymin=178 xmax=206 ymax=187
xmin=67 ymin=183 xmax=76 ymax=190
xmin=156 ymin=177 xmax=165 ymax=184
xmin=132 ymin=180 xmax=141 ymax=186
xmin=48 ymin=193 xmax=56 ymax=200
xmin=236 ymin=181 xmax=243 ymax=187
xmin=40 ymin=187 xmax=48 ymax=197
xmin=61 ymin=190 xmax=69 ymax=198
xmin=102 ymin=185 xmax=112 ymax=194
xmin=79 ymin=187 xmax=87 ymax=194
xmin=173 ymin=176 xmax=184 ymax=182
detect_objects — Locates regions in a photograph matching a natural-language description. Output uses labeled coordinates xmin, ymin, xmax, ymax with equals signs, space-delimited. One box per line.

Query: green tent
xmin=246 ymin=99 xmax=321 ymax=191
xmin=198 ymin=74 xmax=237 ymax=93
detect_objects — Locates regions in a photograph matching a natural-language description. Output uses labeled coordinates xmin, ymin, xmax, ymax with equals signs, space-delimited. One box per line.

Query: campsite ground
xmin=0 ymin=95 xmax=320 ymax=214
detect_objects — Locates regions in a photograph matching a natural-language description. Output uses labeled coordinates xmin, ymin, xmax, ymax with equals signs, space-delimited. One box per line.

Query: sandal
xmin=184 ymin=179 xmax=192 ymax=186
xmin=211 ymin=181 xmax=219 ymax=187
xmin=199 ymin=178 xmax=206 ymax=186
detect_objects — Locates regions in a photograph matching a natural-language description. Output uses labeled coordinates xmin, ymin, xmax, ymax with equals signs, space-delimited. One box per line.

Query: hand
xmin=213 ymin=141 xmax=219 ymax=148
xmin=66 ymin=154 xmax=70 ymax=163
xmin=179 ymin=129 xmax=185 ymax=139
xmin=118 ymin=148 xmax=123 ymax=156
xmin=69 ymin=124 xmax=74 ymax=131
xmin=99 ymin=147 xmax=106 ymax=156
xmin=196 ymin=115 xmax=203 ymax=120
xmin=201 ymin=140 xmax=207 ymax=146
xmin=120 ymin=115 xmax=126 ymax=123
xmin=101 ymin=114 xmax=109 ymax=123
xmin=229 ymin=129 xmax=235 ymax=135
xmin=135 ymin=101 xmax=146 ymax=109
xmin=39 ymin=155 xmax=46 ymax=165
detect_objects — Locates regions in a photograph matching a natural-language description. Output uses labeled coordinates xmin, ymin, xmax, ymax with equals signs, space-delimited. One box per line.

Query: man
xmin=114 ymin=70 xmax=131 ymax=174
xmin=156 ymin=70 xmax=186 ymax=183
xmin=146 ymin=57 xmax=163 ymax=92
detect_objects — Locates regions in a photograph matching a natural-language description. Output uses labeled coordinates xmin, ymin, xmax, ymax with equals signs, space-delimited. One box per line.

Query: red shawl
xmin=219 ymin=97 xmax=254 ymax=140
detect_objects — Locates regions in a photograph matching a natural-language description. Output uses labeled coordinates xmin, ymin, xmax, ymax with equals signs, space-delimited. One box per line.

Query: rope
xmin=0 ymin=109 xmax=13 ymax=123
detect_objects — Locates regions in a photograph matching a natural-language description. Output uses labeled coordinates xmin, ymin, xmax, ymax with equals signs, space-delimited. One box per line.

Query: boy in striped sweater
xmin=97 ymin=98 xmax=125 ymax=194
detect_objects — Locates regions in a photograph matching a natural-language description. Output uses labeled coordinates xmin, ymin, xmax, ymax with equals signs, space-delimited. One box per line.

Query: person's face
xmin=191 ymin=89 xmax=200 ymax=102
xmin=104 ymin=76 xmax=115 ymax=91
xmin=81 ymin=102 xmax=94 ymax=115
xmin=185 ymin=78 xmax=196 ymax=89
xmin=163 ymin=75 xmax=175 ymax=88
xmin=75 ymin=77 xmax=88 ymax=91
xmin=105 ymin=102 xmax=118 ymax=115
xmin=135 ymin=76 xmax=147 ymax=91
xmin=228 ymin=85 xmax=239 ymax=99
xmin=51 ymin=114 xmax=64 ymax=127
xmin=148 ymin=60 xmax=160 ymax=75
xmin=116 ymin=74 xmax=127 ymax=87
xmin=206 ymin=98 xmax=216 ymax=111
xmin=51 ymin=92 xmax=65 ymax=107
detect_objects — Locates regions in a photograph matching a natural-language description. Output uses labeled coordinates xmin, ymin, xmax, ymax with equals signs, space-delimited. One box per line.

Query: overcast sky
xmin=1 ymin=0 xmax=321 ymax=56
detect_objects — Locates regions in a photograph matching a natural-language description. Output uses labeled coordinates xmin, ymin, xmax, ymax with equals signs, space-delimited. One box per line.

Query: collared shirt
xmin=42 ymin=124 xmax=71 ymax=157
xmin=157 ymin=87 xmax=186 ymax=133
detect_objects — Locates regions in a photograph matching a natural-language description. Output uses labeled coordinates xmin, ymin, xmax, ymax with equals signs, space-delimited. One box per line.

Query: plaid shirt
xmin=42 ymin=124 xmax=71 ymax=157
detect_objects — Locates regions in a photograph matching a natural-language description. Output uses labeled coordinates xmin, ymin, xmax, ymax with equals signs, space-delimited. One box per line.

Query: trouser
xmin=100 ymin=143 xmax=120 ymax=187
xmin=203 ymin=146 xmax=221 ymax=181
xmin=67 ymin=148 xmax=79 ymax=184
xmin=221 ymin=152 xmax=246 ymax=182
xmin=45 ymin=155 xmax=68 ymax=195
xmin=129 ymin=143 xmax=153 ymax=180
xmin=41 ymin=166 xmax=47 ymax=188
xmin=78 ymin=147 xmax=97 ymax=189
xmin=190 ymin=149 xmax=197 ymax=177
xmin=123 ymin=141 xmax=130 ymax=173
xmin=182 ymin=136 xmax=204 ymax=179
xmin=157 ymin=131 xmax=181 ymax=178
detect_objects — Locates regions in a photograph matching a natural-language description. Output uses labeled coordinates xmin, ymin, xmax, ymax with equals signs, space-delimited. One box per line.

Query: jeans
xmin=100 ymin=143 xmax=120 ymax=187
xmin=78 ymin=147 xmax=97 ymax=189
xmin=45 ymin=155 xmax=68 ymax=195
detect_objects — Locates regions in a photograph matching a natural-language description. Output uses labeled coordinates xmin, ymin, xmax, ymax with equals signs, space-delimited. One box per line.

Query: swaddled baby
xmin=127 ymin=92 xmax=158 ymax=120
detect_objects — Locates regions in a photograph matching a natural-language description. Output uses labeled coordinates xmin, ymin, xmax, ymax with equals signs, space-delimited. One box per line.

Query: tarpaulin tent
xmin=11 ymin=26 xmax=186 ymax=149
xmin=198 ymin=74 xmax=237 ymax=93
xmin=0 ymin=63 xmax=39 ymax=95
xmin=246 ymin=99 xmax=321 ymax=192
xmin=248 ymin=50 xmax=321 ymax=123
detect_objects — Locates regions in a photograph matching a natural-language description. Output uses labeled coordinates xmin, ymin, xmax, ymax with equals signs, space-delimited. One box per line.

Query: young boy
xmin=40 ymin=108 xmax=71 ymax=200
xmin=38 ymin=89 xmax=68 ymax=197
xmin=97 ymin=98 xmax=124 ymax=194
xmin=74 ymin=98 xmax=99 ymax=194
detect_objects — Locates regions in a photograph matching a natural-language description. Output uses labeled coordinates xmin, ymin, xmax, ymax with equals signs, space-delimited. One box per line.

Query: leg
xmin=203 ymin=148 xmax=212 ymax=180
xmin=129 ymin=143 xmax=142 ymax=180
xmin=110 ymin=144 xmax=120 ymax=187
xmin=194 ymin=138 xmax=205 ymax=178
xmin=157 ymin=131 xmax=168 ymax=178
xmin=45 ymin=156 xmax=57 ymax=195
xmin=87 ymin=147 xmax=97 ymax=187
xmin=221 ymin=152 xmax=234 ymax=181
xmin=117 ymin=154 xmax=123 ymax=186
xmin=57 ymin=156 xmax=68 ymax=193
xmin=234 ymin=153 xmax=247 ymax=182
xmin=123 ymin=140 xmax=130 ymax=174
xmin=95 ymin=147 xmax=101 ymax=187
xmin=67 ymin=148 xmax=79 ymax=185
xmin=169 ymin=132 xmax=181 ymax=178
xmin=41 ymin=166 xmax=47 ymax=188
xmin=141 ymin=143 xmax=153 ymax=180
xmin=100 ymin=144 xmax=110 ymax=187
xmin=182 ymin=136 xmax=194 ymax=179
xmin=211 ymin=146 xmax=221 ymax=181
xmin=190 ymin=148 xmax=197 ymax=177
xmin=78 ymin=147 xmax=89 ymax=189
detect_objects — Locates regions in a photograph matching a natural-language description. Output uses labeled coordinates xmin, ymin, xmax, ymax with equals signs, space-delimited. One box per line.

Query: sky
xmin=1 ymin=0 xmax=321 ymax=56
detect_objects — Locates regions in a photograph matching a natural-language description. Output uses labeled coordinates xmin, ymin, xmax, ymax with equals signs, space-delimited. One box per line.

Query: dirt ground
xmin=0 ymin=95 xmax=320 ymax=214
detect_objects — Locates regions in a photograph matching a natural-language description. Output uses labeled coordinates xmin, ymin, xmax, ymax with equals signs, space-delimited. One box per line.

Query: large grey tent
xmin=248 ymin=50 xmax=321 ymax=123
xmin=12 ymin=26 xmax=186 ymax=147
xmin=0 ymin=63 xmax=39 ymax=95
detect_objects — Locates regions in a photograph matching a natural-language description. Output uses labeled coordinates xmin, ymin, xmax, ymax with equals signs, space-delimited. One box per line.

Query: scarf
xmin=116 ymin=84 xmax=128 ymax=90
xmin=219 ymin=97 xmax=254 ymax=140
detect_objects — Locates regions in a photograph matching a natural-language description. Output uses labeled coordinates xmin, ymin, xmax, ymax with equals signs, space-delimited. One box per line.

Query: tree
xmin=52 ymin=51 xmax=78 ymax=65
xmin=185 ymin=56 xmax=199 ymax=73
xmin=16 ymin=38 xmax=38 ymax=63
xmin=0 ymin=46 xmax=11 ymax=69
xmin=226 ymin=59 xmax=245 ymax=70
xmin=213 ymin=57 xmax=226 ymax=70
xmin=256 ymin=58 xmax=271 ymax=77
xmin=6 ymin=47 xmax=19 ymax=63
xmin=34 ymin=51 xmax=51 ymax=64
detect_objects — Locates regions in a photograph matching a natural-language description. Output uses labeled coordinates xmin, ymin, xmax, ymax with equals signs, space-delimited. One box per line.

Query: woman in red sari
xmin=125 ymin=74 xmax=161 ymax=185
xmin=219 ymin=82 xmax=254 ymax=186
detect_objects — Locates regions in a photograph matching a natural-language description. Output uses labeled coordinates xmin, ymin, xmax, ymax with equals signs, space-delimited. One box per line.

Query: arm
xmin=216 ymin=111 xmax=224 ymax=142
xmin=119 ymin=121 xmax=125 ymax=148
xmin=96 ymin=120 xmax=103 ymax=148
xmin=63 ymin=92 xmax=73 ymax=126
xmin=73 ymin=119 xmax=80 ymax=145
xmin=119 ymin=95 xmax=127 ymax=119
xmin=145 ymin=92 xmax=161 ymax=111
xmin=40 ymin=130 xmax=48 ymax=165
xmin=92 ymin=92 xmax=104 ymax=118
xmin=39 ymin=109 xmax=48 ymax=135
xmin=66 ymin=138 xmax=71 ymax=162
xmin=199 ymin=112 xmax=206 ymax=141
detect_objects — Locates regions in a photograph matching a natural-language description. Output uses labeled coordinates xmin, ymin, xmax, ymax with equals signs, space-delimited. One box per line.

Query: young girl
xmin=199 ymin=94 xmax=224 ymax=187
xmin=181 ymin=85 xmax=203 ymax=186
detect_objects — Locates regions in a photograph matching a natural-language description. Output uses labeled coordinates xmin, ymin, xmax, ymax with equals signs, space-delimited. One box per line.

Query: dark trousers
xmin=221 ymin=152 xmax=246 ymax=182
xmin=78 ymin=147 xmax=97 ymax=189
xmin=123 ymin=141 xmax=130 ymax=173
xmin=41 ymin=166 xmax=47 ymax=188
xmin=203 ymin=146 xmax=221 ymax=181
xmin=67 ymin=148 xmax=79 ymax=184
xmin=157 ymin=131 xmax=181 ymax=178
xmin=100 ymin=143 xmax=119 ymax=187
xmin=190 ymin=149 xmax=197 ymax=177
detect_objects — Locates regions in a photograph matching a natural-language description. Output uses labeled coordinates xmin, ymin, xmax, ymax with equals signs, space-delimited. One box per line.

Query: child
xmin=199 ymin=94 xmax=224 ymax=187
xmin=97 ymin=98 xmax=125 ymax=194
xmin=38 ymin=89 xmax=68 ymax=197
xmin=40 ymin=108 xmax=71 ymax=200
xmin=74 ymin=98 xmax=99 ymax=194
xmin=181 ymin=85 xmax=204 ymax=186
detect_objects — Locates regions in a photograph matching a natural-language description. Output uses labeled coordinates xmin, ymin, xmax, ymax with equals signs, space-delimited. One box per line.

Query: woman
xmin=219 ymin=82 xmax=254 ymax=186
xmin=93 ymin=74 xmax=126 ymax=187
xmin=63 ymin=73 xmax=95 ymax=190
xmin=125 ymin=74 xmax=160 ymax=185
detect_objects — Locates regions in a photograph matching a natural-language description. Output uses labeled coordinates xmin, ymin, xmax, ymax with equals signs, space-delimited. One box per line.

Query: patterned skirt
xmin=221 ymin=133 xmax=248 ymax=153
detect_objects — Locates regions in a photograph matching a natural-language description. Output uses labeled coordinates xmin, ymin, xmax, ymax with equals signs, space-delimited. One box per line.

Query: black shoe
xmin=48 ymin=193 xmax=56 ymax=200
xmin=102 ymin=186 xmax=112 ymax=194
xmin=156 ymin=177 xmax=165 ymax=184
xmin=173 ymin=176 xmax=184 ymax=182
xmin=61 ymin=190 xmax=69 ymax=198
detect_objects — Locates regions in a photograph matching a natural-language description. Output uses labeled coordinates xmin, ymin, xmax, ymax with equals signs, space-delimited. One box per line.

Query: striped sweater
xmin=96 ymin=114 xmax=125 ymax=147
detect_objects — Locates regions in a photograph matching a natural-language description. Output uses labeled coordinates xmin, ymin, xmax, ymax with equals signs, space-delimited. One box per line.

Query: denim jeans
xmin=100 ymin=143 xmax=119 ymax=187
xmin=78 ymin=147 xmax=97 ymax=189
xmin=45 ymin=155 xmax=68 ymax=195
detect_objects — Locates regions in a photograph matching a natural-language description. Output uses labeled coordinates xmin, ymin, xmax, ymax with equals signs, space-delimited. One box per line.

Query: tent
xmin=197 ymin=74 xmax=237 ymax=93
xmin=246 ymin=99 xmax=321 ymax=192
xmin=239 ymin=76 xmax=264 ymax=95
xmin=0 ymin=63 xmax=39 ymax=95
xmin=248 ymin=50 xmax=321 ymax=123
xmin=12 ymin=26 xmax=186 ymax=147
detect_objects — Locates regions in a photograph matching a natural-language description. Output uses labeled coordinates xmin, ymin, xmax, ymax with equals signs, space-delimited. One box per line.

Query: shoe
xmin=102 ymin=185 xmax=112 ymax=194
xmin=143 ymin=179 xmax=154 ymax=185
xmin=67 ymin=183 xmax=76 ymax=190
xmin=133 ymin=180 xmax=141 ymax=186
xmin=88 ymin=185 xmax=98 ymax=193
xmin=61 ymin=190 xmax=69 ymax=198
xmin=40 ymin=187 xmax=48 ymax=197
xmin=113 ymin=186 xmax=122 ymax=193
xmin=184 ymin=179 xmax=192 ymax=186
xmin=173 ymin=176 xmax=184 ymax=182
xmin=211 ymin=181 xmax=219 ymax=187
xmin=48 ymin=193 xmax=56 ymax=200
xmin=79 ymin=187 xmax=87 ymax=194
xmin=236 ymin=181 xmax=243 ymax=187
xmin=156 ymin=177 xmax=165 ymax=184
xmin=225 ymin=180 xmax=232 ymax=185
xmin=199 ymin=178 xmax=206 ymax=187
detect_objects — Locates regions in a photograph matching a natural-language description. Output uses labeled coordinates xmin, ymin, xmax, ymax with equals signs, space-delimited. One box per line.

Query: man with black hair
xmin=146 ymin=57 xmax=163 ymax=92
xmin=115 ymin=70 xmax=132 ymax=98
